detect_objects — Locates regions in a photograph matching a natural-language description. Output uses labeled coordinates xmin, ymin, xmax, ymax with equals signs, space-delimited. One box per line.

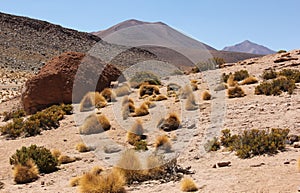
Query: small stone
xmin=187 ymin=123 xmax=196 ymax=129
xmin=294 ymin=142 xmax=300 ymax=148
xmin=104 ymin=145 xmax=122 ymax=154
xmin=213 ymin=161 xmax=231 ymax=168
xmin=41 ymin=181 xmax=45 ymax=186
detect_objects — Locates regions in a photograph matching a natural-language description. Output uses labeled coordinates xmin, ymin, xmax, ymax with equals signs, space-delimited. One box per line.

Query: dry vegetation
xmin=79 ymin=114 xmax=111 ymax=135
xmin=180 ymin=177 xmax=198 ymax=192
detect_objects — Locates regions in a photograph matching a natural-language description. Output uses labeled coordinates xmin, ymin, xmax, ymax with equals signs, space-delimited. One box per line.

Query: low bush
xmin=133 ymin=102 xmax=149 ymax=117
xmin=234 ymin=69 xmax=249 ymax=81
xmin=202 ymin=90 xmax=211 ymax=100
xmin=127 ymin=119 xmax=146 ymax=145
xmin=100 ymin=88 xmax=117 ymax=102
xmin=3 ymin=109 xmax=26 ymax=122
xmin=262 ymin=69 xmax=277 ymax=80
xmin=240 ymin=76 xmax=258 ymax=85
xmin=180 ymin=177 xmax=198 ymax=192
xmin=0 ymin=104 xmax=72 ymax=139
xmin=204 ymin=137 xmax=221 ymax=152
xmin=255 ymin=76 xmax=295 ymax=95
xmin=154 ymin=135 xmax=172 ymax=153
xmin=10 ymin=144 xmax=58 ymax=173
xmin=58 ymin=155 xmax=76 ymax=164
xmin=277 ymin=50 xmax=287 ymax=53
xmin=149 ymin=94 xmax=168 ymax=101
xmin=139 ymin=84 xmax=160 ymax=97
xmin=79 ymin=114 xmax=111 ymax=135
xmin=115 ymin=149 xmax=144 ymax=184
xmin=279 ymin=69 xmax=300 ymax=83
xmin=228 ymin=86 xmax=246 ymax=98
xmin=79 ymin=168 xmax=126 ymax=193
xmin=134 ymin=140 xmax=148 ymax=151
xmin=158 ymin=113 xmax=181 ymax=132
xmin=76 ymin=143 xmax=90 ymax=153
xmin=219 ymin=128 xmax=289 ymax=159
xmin=185 ymin=93 xmax=198 ymax=111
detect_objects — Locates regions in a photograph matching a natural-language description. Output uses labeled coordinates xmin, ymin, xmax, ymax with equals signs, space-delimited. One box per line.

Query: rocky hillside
xmin=223 ymin=40 xmax=276 ymax=55
xmin=0 ymin=12 xmax=102 ymax=71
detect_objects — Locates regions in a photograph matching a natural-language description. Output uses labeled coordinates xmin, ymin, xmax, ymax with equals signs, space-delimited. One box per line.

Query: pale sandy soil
xmin=0 ymin=50 xmax=300 ymax=193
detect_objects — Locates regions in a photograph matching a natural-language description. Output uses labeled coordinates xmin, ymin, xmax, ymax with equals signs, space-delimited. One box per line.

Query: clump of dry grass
xmin=158 ymin=113 xmax=181 ymax=132
xmin=13 ymin=159 xmax=39 ymax=184
xmin=90 ymin=166 xmax=105 ymax=175
xmin=58 ymin=155 xmax=76 ymax=164
xmin=133 ymin=102 xmax=149 ymax=117
xmin=114 ymin=84 xmax=131 ymax=97
xmin=122 ymin=96 xmax=134 ymax=107
xmin=155 ymin=135 xmax=172 ymax=152
xmin=240 ymin=76 xmax=258 ymax=85
xmin=51 ymin=149 xmax=61 ymax=159
xmin=181 ymin=177 xmax=198 ymax=192
xmin=76 ymin=143 xmax=90 ymax=153
xmin=227 ymin=74 xmax=237 ymax=87
xmin=79 ymin=169 xmax=126 ymax=193
xmin=139 ymin=84 xmax=160 ymax=97
xmin=127 ymin=119 xmax=146 ymax=145
xmin=115 ymin=149 xmax=144 ymax=184
xmin=100 ymin=88 xmax=117 ymax=102
xmin=70 ymin=176 xmax=81 ymax=187
xmin=149 ymin=94 xmax=168 ymax=101
xmin=185 ymin=93 xmax=198 ymax=111
xmin=146 ymin=155 xmax=164 ymax=177
xmin=180 ymin=85 xmax=193 ymax=99
xmin=144 ymin=100 xmax=156 ymax=108
xmin=79 ymin=92 xmax=107 ymax=112
xmin=190 ymin=82 xmax=198 ymax=91
xmin=79 ymin=114 xmax=111 ymax=135
xmin=202 ymin=90 xmax=211 ymax=100
xmin=228 ymin=86 xmax=246 ymax=98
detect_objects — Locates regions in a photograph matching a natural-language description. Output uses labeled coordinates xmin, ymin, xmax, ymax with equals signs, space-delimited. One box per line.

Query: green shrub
xmin=130 ymin=71 xmax=161 ymax=86
xmin=277 ymin=50 xmax=287 ymax=53
xmin=0 ymin=104 xmax=73 ymax=139
xmin=222 ymin=72 xmax=231 ymax=83
xmin=220 ymin=128 xmax=289 ymax=159
xmin=233 ymin=70 xmax=249 ymax=81
xmin=279 ymin=69 xmax=300 ymax=83
xmin=255 ymin=77 xmax=295 ymax=95
xmin=134 ymin=140 xmax=148 ymax=151
xmin=0 ymin=118 xmax=24 ymax=139
xmin=10 ymin=145 xmax=58 ymax=173
xmin=3 ymin=109 xmax=26 ymax=122
xmin=262 ymin=69 xmax=277 ymax=80
xmin=204 ymin=137 xmax=221 ymax=152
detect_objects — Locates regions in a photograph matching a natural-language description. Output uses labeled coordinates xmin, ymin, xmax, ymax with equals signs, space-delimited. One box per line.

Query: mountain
xmin=93 ymin=20 xmax=262 ymax=65
xmin=0 ymin=12 xmax=101 ymax=71
xmin=222 ymin=40 xmax=276 ymax=55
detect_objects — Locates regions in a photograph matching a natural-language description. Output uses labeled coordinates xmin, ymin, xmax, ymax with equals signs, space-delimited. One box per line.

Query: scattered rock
xmin=0 ymin=181 xmax=4 ymax=189
xmin=294 ymin=142 xmax=300 ymax=148
xmin=287 ymin=135 xmax=299 ymax=144
xmin=104 ymin=145 xmax=122 ymax=154
xmin=213 ymin=161 xmax=231 ymax=168
xmin=250 ymin=163 xmax=265 ymax=167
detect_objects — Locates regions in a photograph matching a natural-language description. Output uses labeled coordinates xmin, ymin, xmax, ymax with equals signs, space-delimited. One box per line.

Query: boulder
xmin=21 ymin=52 xmax=123 ymax=114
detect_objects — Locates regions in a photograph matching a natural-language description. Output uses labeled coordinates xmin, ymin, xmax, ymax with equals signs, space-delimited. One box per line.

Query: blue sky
xmin=0 ymin=0 xmax=299 ymax=51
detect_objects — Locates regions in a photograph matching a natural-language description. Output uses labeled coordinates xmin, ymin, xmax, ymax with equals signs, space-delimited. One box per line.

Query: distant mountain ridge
xmin=93 ymin=19 xmax=262 ymax=65
xmin=222 ymin=40 xmax=276 ymax=55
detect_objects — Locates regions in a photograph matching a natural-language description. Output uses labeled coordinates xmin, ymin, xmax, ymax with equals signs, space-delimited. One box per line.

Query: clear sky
xmin=0 ymin=0 xmax=299 ymax=51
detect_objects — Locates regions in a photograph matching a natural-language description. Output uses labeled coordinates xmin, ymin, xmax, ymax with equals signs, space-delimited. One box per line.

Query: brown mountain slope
xmin=93 ymin=19 xmax=262 ymax=65
xmin=0 ymin=12 xmax=101 ymax=71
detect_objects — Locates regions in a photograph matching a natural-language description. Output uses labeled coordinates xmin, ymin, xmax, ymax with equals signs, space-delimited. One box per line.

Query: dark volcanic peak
xmin=0 ymin=12 xmax=101 ymax=71
xmin=222 ymin=40 xmax=276 ymax=55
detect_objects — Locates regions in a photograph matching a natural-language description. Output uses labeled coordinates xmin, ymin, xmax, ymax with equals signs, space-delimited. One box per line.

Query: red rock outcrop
xmin=21 ymin=52 xmax=123 ymax=114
